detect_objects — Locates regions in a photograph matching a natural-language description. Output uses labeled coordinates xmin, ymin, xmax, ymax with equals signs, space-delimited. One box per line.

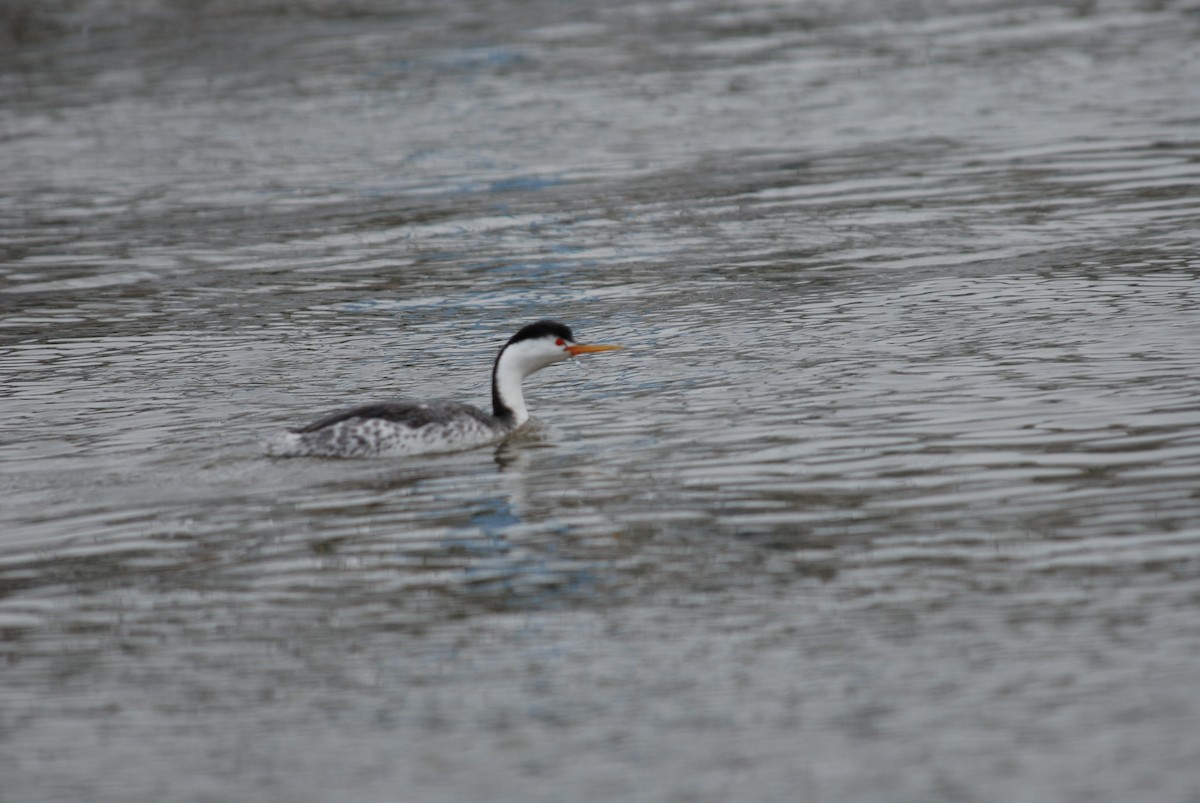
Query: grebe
xmin=265 ymin=320 xmax=622 ymax=458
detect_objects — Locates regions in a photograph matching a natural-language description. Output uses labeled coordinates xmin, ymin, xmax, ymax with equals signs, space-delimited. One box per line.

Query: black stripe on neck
xmin=491 ymin=347 xmax=515 ymax=422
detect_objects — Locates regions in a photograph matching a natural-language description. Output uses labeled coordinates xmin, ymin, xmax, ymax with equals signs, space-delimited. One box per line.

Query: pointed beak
xmin=566 ymin=343 xmax=623 ymax=357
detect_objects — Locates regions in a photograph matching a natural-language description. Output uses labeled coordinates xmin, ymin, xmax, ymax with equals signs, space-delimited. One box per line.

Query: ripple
xmin=3 ymin=2 xmax=1200 ymax=800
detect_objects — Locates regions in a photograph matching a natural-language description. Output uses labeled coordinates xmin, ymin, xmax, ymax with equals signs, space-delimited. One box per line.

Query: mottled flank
xmin=265 ymin=400 xmax=513 ymax=458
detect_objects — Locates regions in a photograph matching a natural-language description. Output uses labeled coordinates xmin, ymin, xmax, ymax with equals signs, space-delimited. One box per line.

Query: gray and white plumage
xmin=265 ymin=320 xmax=621 ymax=458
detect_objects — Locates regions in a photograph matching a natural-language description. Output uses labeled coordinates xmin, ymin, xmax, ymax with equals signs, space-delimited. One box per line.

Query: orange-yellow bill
xmin=566 ymin=343 xmax=623 ymax=356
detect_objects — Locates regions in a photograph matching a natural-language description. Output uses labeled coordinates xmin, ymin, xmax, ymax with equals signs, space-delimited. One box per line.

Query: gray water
xmin=2 ymin=1 xmax=1200 ymax=801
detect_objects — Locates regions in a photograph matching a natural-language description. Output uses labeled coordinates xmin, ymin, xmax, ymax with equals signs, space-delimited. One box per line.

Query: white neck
xmin=494 ymin=359 xmax=530 ymax=426
xmin=492 ymin=338 xmax=561 ymax=427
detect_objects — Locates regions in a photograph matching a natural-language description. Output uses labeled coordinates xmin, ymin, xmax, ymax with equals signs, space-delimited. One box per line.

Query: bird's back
xmin=267 ymin=399 xmax=510 ymax=458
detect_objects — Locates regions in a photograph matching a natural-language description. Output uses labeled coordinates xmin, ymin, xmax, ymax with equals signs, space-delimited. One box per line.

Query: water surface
xmin=2 ymin=1 xmax=1200 ymax=801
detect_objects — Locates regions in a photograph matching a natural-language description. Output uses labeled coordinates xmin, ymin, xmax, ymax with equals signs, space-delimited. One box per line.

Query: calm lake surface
xmin=2 ymin=1 xmax=1200 ymax=800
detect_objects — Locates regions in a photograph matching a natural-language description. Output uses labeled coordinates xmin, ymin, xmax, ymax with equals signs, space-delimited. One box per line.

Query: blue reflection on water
xmin=435 ymin=497 xmax=602 ymax=607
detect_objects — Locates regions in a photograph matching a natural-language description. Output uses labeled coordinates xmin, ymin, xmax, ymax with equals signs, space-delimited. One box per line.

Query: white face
xmin=502 ymin=334 xmax=574 ymax=378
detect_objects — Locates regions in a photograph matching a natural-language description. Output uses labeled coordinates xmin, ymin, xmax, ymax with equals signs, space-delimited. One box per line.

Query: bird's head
xmin=499 ymin=320 xmax=623 ymax=377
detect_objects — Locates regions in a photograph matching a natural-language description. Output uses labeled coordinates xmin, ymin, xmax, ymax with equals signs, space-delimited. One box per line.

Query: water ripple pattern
xmin=2 ymin=1 xmax=1199 ymax=802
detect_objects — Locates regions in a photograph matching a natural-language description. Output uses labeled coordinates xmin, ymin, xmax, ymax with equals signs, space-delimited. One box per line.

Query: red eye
xmin=555 ymin=338 xmax=565 ymax=346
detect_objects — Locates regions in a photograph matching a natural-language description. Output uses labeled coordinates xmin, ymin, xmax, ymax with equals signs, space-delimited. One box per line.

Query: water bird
xmin=266 ymin=320 xmax=622 ymax=458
